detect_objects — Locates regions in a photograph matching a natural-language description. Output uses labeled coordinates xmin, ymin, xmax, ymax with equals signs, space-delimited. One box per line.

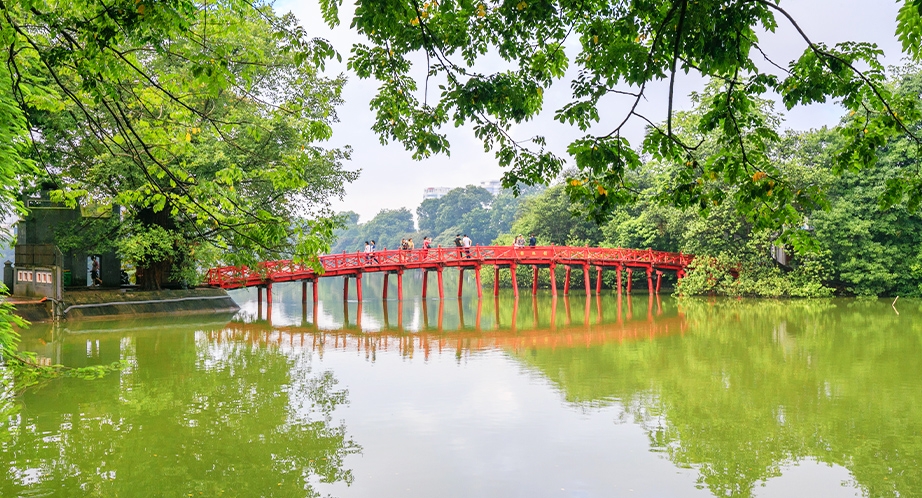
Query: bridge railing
xmin=205 ymin=245 xmax=695 ymax=288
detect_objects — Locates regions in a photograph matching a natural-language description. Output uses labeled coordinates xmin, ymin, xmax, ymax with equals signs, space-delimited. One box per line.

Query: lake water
xmin=2 ymin=272 xmax=921 ymax=497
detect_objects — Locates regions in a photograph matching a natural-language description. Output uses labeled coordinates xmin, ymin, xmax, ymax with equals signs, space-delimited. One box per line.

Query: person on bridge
xmin=462 ymin=234 xmax=472 ymax=258
xmin=363 ymin=241 xmax=372 ymax=262
xmin=529 ymin=234 xmax=537 ymax=247
xmin=422 ymin=237 xmax=431 ymax=259
xmin=370 ymin=240 xmax=379 ymax=263
xmin=407 ymin=238 xmax=415 ymax=250
xmin=454 ymin=234 xmax=463 ymax=258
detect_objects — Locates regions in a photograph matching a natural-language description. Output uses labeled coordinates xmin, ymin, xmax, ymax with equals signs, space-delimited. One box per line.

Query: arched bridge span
xmin=206 ymin=246 xmax=694 ymax=305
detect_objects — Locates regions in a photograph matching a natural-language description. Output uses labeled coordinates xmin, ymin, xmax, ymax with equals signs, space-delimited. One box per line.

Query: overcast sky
xmin=277 ymin=0 xmax=907 ymax=222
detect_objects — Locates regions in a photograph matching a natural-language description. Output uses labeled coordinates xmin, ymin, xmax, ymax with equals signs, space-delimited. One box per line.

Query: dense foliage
xmin=322 ymin=0 xmax=922 ymax=238
xmin=4 ymin=0 xmax=356 ymax=290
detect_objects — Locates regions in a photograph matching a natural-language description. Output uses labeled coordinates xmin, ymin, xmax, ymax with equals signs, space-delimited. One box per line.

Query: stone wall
xmin=61 ymin=288 xmax=239 ymax=321
xmin=12 ymin=266 xmax=62 ymax=300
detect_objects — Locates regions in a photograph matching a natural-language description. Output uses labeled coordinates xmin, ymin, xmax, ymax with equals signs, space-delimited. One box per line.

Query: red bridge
xmin=206 ymin=246 xmax=693 ymax=305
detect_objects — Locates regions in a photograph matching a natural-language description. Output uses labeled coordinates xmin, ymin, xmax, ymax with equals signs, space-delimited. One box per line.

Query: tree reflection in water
xmin=513 ymin=298 xmax=922 ymax=498
xmin=3 ymin=295 xmax=921 ymax=498
xmin=0 ymin=318 xmax=360 ymax=497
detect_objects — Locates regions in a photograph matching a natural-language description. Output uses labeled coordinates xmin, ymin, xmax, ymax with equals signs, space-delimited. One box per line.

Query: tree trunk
xmin=136 ymin=205 xmax=178 ymax=291
xmin=137 ymin=260 xmax=170 ymax=291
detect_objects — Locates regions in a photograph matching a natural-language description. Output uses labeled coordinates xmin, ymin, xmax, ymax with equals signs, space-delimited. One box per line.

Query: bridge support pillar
xmin=397 ymin=270 xmax=404 ymax=301
xmin=656 ymin=271 xmax=663 ymax=294
xmin=312 ymin=278 xmax=319 ymax=304
xmin=343 ymin=277 xmax=349 ymax=301
xmin=266 ymin=283 xmax=273 ymax=315
xmin=677 ymin=269 xmax=686 ymax=280
xmin=563 ymin=266 xmax=571 ymax=295
xmin=616 ymin=264 xmax=623 ymax=294
xmin=510 ymin=263 xmax=519 ymax=298
xmin=356 ymin=273 xmax=363 ymax=302
xmin=549 ymin=263 xmax=557 ymax=297
xmin=582 ymin=265 xmax=590 ymax=295
xmin=383 ymin=273 xmax=389 ymax=299
xmin=493 ymin=266 xmax=500 ymax=297
xmin=532 ymin=266 xmax=539 ymax=295
xmin=596 ymin=266 xmax=603 ymax=295
xmin=475 ymin=265 xmax=483 ymax=298
xmin=302 ymin=281 xmax=307 ymax=304
xmin=437 ymin=268 xmax=444 ymax=299
xmin=421 ymin=271 xmax=427 ymax=298
xmin=646 ymin=267 xmax=653 ymax=295
xmin=626 ymin=269 xmax=633 ymax=294
xmin=257 ymin=286 xmax=263 ymax=318
xmin=458 ymin=268 xmax=464 ymax=298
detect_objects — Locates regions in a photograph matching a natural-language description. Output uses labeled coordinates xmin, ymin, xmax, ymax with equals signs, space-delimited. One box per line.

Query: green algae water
xmin=2 ymin=273 xmax=921 ymax=497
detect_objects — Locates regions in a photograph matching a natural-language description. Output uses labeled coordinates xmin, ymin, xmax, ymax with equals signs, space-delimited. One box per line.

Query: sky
xmin=277 ymin=0 xmax=907 ymax=222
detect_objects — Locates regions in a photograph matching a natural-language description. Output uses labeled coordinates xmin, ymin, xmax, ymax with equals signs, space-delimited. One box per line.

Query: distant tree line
xmin=330 ymin=185 xmax=544 ymax=253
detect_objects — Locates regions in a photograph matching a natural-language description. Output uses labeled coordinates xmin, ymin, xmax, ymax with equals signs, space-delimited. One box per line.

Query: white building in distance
xmin=479 ymin=180 xmax=503 ymax=196
xmin=423 ymin=181 xmax=503 ymax=200
xmin=423 ymin=187 xmax=452 ymax=200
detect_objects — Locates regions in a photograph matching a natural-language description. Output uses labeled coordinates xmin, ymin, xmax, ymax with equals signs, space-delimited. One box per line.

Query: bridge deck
xmin=206 ymin=246 xmax=693 ymax=304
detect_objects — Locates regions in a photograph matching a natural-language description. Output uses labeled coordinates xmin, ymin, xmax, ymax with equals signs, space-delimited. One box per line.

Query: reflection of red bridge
xmin=207 ymin=246 xmax=693 ymax=305
xmin=214 ymin=298 xmax=687 ymax=360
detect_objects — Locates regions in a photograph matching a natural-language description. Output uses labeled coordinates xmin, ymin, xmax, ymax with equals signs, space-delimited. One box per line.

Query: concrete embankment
xmin=7 ymin=288 xmax=240 ymax=322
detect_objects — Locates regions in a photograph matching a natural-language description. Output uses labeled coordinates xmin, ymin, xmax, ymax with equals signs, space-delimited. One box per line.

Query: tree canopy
xmin=321 ymin=0 xmax=922 ymax=236
xmin=2 ymin=0 xmax=356 ymax=289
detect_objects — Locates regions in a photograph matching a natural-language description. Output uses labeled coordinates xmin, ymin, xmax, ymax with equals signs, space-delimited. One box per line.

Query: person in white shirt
xmin=462 ymin=234 xmax=472 ymax=258
xmin=363 ymin=241 xmax=371 ymax=262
